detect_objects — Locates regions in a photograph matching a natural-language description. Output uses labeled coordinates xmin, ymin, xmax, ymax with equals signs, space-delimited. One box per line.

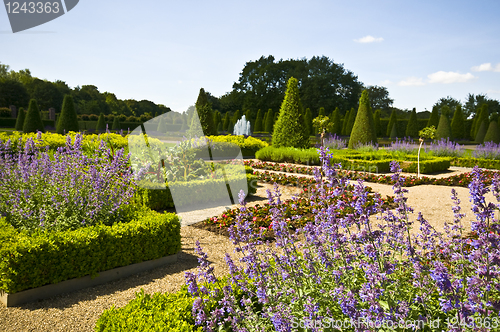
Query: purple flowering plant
xmin=473 ymin=142 xmax=500 ymax=160
xmin=186 ymin=146 xmax=500 ymax=331
xmin=425 ymin=138 xmax=466 ymax=158
xmin=0 ymin=132 xmax=137 ymax=233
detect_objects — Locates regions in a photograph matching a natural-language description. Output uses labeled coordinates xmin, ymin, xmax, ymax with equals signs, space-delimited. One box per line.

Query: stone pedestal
xmin=9 ymin=105 xmax=16 ymax=119
xmin=49 ymin=108 xmax=56 ymax=121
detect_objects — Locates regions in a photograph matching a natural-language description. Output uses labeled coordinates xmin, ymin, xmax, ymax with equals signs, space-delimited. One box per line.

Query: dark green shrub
xmin=272 ymin=77 xmax=309 ymax=148
xmin=342 ymin=110 xmax=350 ymax=135
xmin=436 ymin=106 xmax=451 ymax=140
xmin=346 ymin=107 xmax=356 ymax=136
xmin=254 ymin=109 xmax=263 ymax=132
xmin=450 ymin=104 xmax=466 ymax=140
xmin=483 ymin=120 xmax=500 ymax=144
xmin=96 ymin=113 xmax=106 ymax=132
xmin=405 ymin=108 xmax=419 ymax=138
xmin=389 ymin=122 xmax=398 ymax=139
xmin=373 ymin=109 xmax=381 ymax=137
xmin=472 ymin=104 xmax=489 ymax=139
xmin=348 ymin=90 xmax=377 ymax=149
xmin=427 ymin=106 xmax=439 ymax=128
xmin=111 ymin=116 xmax=121 ymax=131
xmin=304 ymin=108 xmax=312 ymax=137
xmin=331 ymin=107 xmax=341 ymax=136
xmin=14 ymin=107 xmax=25 ymax=131
xmin=475 ymin=121 xmax=487 ymax=143
xmin=0 ymin=107 xmax=11 ymax=117
xmin=23 ymin=99 xmax=45 ymax=133
xmin=386 ymin=110 xmax=397 ymax=137
xmin=194 ymin=88 xmax=216 ymax=136
xmin=56 ymin=95 xmax=79 ymax=134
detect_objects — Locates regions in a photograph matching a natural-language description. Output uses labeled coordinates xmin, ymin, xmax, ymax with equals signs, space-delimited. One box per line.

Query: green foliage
xmin=329 ymin=107 xmax=341 ymax=136
xmin=96 ymin=113 xmax=106 ymax=132
xmin=194 ymin=88 xmax=216 ymax=136
xmin=473 ymin=104 xmax=489 ymax=139
xmin=95 ymin=286 xmax=203 ymax=332
xmin=312 ymin=115 xmax=330 ymax=136
xmin=389 ymin=122 xmax=398 ymax=139
xmin=475 ymin=120 xmax=488 ymax=144
xmin=14 ymin=107 xmax=25 ymax=131
xmin=348 ymin=90 xmax=377 ymax=149
xmin=427 ymin=106 xmax=440 ymax=128
xmin=345 ymin=107 xmax=356 ymax=136
xmin=373 ymin=109 xmax=381 ymax=137
xmin=341 ymin=110 xmax=350 ymax=135
xmin=318 ymin=107 xmax=325 ymax=117
xmin=483 ymin=121 xmax=500 ymax=144
xmin=304 ymin=108 xmax=312 ymax=137
xmin=386 ymin=109 xmax=397 ymax=137
xmin=450 ymin=104 xmax=466 ymax=140
xmin=272 ymin=77 xmax=309 ymax=148
xmin=56 ymin=95 xmax=79 ymax=134
xmin=222 ymin=112 xmax=230 ymax=131
xmin=265 ymin=109 xmax=274 ymax=133
xmin=156 ymin=117 xmax=167 ymax=133
xmin=111 ymin=116 xmax=121 ymax=131
xmin=232 ymin=109 xmax=241 ymax=124
xmin=254 ymin=109 xmax=263 ymax=132
xmin=23 ymin=99 xmax=45 ymax=133
xmin=419 ymin=126 xmax=436 ymax=139
xmin=436 ymin=106 xmax=451 ymax=140
xmin=0 ymin=211 xmax=181 ymax=294
xmin=405 ymin=108 xmax=419 ymax=138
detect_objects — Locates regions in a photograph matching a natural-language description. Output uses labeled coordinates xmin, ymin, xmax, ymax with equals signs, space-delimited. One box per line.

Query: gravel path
xmin=1 ymin=165 xmax=496 ymax=331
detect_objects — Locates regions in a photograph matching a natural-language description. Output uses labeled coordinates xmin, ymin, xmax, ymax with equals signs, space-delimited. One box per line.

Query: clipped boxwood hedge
xmin=256 ymin=146 xmax=450 ymax=174
xmin=135 ymin=168 xmax=258 ymax=211
xmin=0 ymin=211 xmax=181 ymax=294
xmin=451 ymin=157 xmax=500 ymax=170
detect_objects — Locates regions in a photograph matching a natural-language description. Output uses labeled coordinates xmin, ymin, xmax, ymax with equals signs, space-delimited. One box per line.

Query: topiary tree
xmin=195 ymin=88 xmax=216 ymax=136
xmin=450 ymin=104 xmax=466 ymax=140
xmin=232 ymin=110 xmax=241 ymax=124
xmin=475 ymin=120 xmax=488 ymax=144
xmin=15 ymin=107 xmax=25 ymax=131
xmin=472 ymin=104 xmax=489 ymax=140
xmin=342 ymin=110 xmax=350 ymax=135
xmin=348 ymin=90 xmax=377 ymax=149
xmin=484 ymin=120 xmax=500 ymax=144
xmin=436 ymin=106 xmax=451 ymax=140
xmin=23 ymin=99 xmax=45 ymax=133
xmin=227 ymin=119 xmax=235 ymax=134
xmin=318 ymin=107 xmax=325 ymax=117
xmin=346 ymin=107 xmax=357 ymax=136
xmin=331 ymin=107 xmax=342 ymax=136
xmin=386 ymin=109 xmax=397 ymax=137
xmin=272 ymin=77 xmax=309 ymax=148
xmin=157 ymin=116 xmax=167 ymax=133
xmin=56 ymin=95 xmax=79 ymax=134
xmin=96 ymin=113 xmax=107 ymax=132
xmin=405 ymin=108 xmax=419 ymax=138
xmin=373 ymin=109 xmax=381 ymax=137
xmin=389 ymin=122 xmax=398 ymax=139
xmin=254 ymin=109 xmax=263 ymax=132
xmin=304 ymin=108 xmax=313 ymax=137
xmin=264 ymin=109 xmax=274 ymax=133
xmin=222 ymin=112 xmax=230 ymax=132
xmin=112 ymin=115 xmax=121 ymax=131
xmin=313 ymin=115 xmax=330 ymax=147
xmin=427 ymin=106 xmax=439 ymax=128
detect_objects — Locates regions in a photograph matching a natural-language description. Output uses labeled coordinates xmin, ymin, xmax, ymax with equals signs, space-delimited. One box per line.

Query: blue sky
xmin=1 ymin=0 xmax=499 ymax=114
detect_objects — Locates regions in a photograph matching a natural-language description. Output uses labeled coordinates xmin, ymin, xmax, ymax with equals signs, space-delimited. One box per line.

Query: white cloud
xmin=427 ymin=71 xmax=475 ymax=84
xmin=380 ymin=80 xmax=392 ymax=85
xmin=471 ymin=63 xmax=500 ymax=72
xmin=398 ymin=77 xmax=425 ymax=86
xmin=354 ymin=35 xmax=384 ymax=43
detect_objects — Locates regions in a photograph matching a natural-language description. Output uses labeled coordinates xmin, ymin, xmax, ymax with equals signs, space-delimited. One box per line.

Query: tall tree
xmin=254 ymin=109 xmax=263 ymax=132
xmin=373 ymin=109 xmax=381 ymax=137
xmin=56 ymin=95 xmax=79 ymax=134
xmin=386 ymin=109 xmax=398 ymax=137
xmin=346 ymin=107 xmax=357 ymax=136
xmin=348 ymin=90 xmax=377 ymax=148
xmin=366 ymin=85 xmax=393 ymax=111
xmin=472 ymin=104 xmax=489 ymax=140
xmin=342 ymin=110 xmax=350 ymax=136
xmin=450 ymin=104 xmax=466 ymax=140
xmin=436 ymin=106 xmax=452 ymax=140
xmin=23 ymin=99 xmax=45 ymax=133
xmin=96 ymin=113 xmax=107 ymax=132
xmin=195 ymin=88 xmax=216 ymax=136
xmin=265 ymin=109 xmax=274 ymax=133
xmin=405 ymin=108 xmax=418 ymax=138
xmin=304 ymin=108 xmax=313 ymax=137
xmin=433 ymin=96 xmax=461 ymax=118
xmin=15 ymin=107 xmax=25 ymax=131
xmin=272 ymin=77 xmax=308 ymax=148
xmin=427 ymin=106 xmax=439 ymax=128
xmin=331 ymin=107 xmax=342 ymax=135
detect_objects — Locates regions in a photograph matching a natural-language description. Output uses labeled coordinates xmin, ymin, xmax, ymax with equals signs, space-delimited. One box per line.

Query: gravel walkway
xmin=1 ymin=166 xmax=497 ymax=331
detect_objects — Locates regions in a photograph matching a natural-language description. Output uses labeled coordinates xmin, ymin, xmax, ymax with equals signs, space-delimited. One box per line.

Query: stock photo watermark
xmin=3 ymin=0 xmax=79 ymax=33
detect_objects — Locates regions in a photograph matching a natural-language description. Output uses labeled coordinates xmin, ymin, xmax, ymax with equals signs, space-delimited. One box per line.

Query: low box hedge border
xmin=451 ymin=157 xmax=500 ymax=170
xmin=0 ymin=211 xmax=181 ymax=294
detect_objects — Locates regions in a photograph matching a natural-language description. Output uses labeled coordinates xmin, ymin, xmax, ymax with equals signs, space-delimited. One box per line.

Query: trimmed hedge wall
xmin=0 ymin=118 xmax=55 ymax=129
xmin=0 ymin=211 xmax=181 ymax=294
xmin=135 ymin=167 xmax=258 ymax=211
xmin=451 ymin=157 xmax=500 ymax=170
